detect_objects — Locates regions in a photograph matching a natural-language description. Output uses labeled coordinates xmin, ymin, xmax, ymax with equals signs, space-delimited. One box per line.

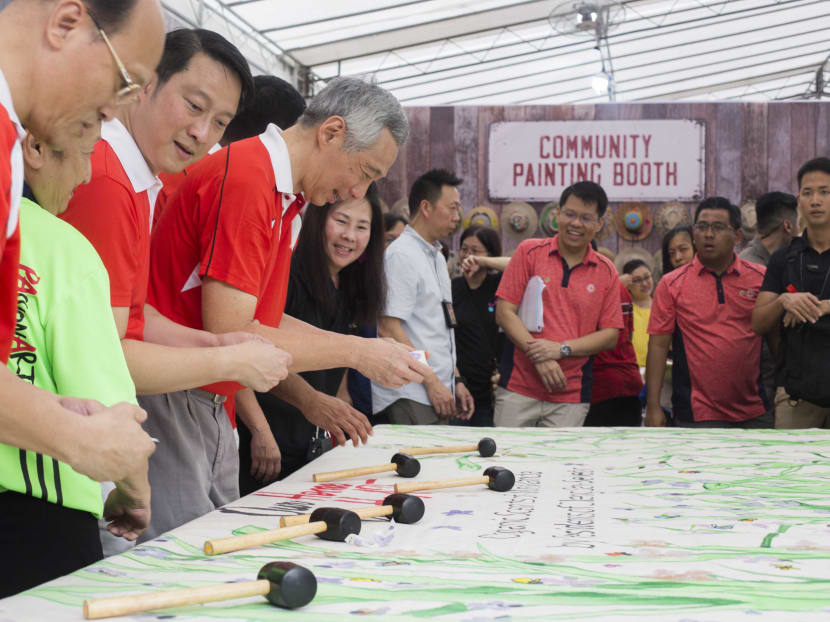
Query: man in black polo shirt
xmin=752 ymin=157 xmax=830 ymax=429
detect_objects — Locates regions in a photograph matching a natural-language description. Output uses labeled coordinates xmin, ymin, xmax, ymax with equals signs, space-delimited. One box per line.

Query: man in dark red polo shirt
xmin=0 ymin=0 xmax=163 ymax=488
xmin=494 ymin=181 xmax=622 ymax=427
xmin=646 ymin=196 xmax=771 ymax=428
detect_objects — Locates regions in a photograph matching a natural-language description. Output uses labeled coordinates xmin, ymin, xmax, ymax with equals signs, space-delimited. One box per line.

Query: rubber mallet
xmin=83 ymin=561 xmax=316 ymax=618
xmin=401 ymin=437 xmax=497 ymax=458
xmin=395 ymin=466 xmax=515 ymax=494
xmin=204 ymin=508 xmax=360 ymax=556
xmin=312 ymin=452 xmax=420 ymax=482
xmin=280 ymin=493 xmax=425 ymax=528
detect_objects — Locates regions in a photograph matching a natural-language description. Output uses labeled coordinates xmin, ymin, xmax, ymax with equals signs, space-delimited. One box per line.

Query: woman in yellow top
xmin=621 ymin=259 xmax=654 ymax=367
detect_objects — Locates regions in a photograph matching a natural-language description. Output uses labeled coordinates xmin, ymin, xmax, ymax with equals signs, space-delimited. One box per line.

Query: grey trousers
xmin=137 ymin=389 xmax=239 ymax=543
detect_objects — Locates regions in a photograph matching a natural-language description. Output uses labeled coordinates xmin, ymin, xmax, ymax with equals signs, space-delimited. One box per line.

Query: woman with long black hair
xmin=238 ymin=184 xmax=386 ymax=494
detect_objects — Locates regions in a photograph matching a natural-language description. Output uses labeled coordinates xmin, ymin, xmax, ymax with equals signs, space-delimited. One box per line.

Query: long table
xmin=2 ymin=425 xmax=830 ymax=621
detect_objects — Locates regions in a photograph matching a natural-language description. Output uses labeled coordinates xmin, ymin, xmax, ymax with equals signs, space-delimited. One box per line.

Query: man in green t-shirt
xmin=1 ymin=132 xmax=149 ymax=596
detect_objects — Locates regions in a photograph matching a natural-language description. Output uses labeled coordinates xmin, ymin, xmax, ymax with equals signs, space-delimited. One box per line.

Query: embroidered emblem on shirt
xmin=586 ymin=283 xmax=596 ymax=293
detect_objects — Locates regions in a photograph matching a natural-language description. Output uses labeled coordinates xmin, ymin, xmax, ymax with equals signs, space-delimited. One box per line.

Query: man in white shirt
xmin=374 ymin=168 xmax=474 ymax=424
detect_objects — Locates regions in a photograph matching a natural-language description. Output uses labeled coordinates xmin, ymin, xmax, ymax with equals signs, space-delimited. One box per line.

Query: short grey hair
xmin=300 ymin=77 xmax=409 ymax=151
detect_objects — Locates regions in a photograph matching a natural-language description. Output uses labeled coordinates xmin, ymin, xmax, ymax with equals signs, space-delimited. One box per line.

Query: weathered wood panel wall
xmin=376 ymin=102 xmax=830 ymax=258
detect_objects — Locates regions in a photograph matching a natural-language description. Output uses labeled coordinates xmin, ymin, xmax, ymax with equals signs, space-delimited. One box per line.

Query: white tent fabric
xmin=165 ymin=0 xmax=829 ymax=103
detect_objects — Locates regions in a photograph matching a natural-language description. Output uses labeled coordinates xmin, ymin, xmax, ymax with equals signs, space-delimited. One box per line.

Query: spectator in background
xmin=661 ymin=225 xmax=696 ymax=275
xmin=622 ymin=259 xmax=654 ymax=368
xmin=752 ymin=158 xmax=830 ymax=429
xmin=239 ymin=185 xmax=386 ymax=493
xmin=740 ymin=191 xmax=797 ymax=409
xmin=222 ymin=75 xmax=306 ymax=144
xmin=452 ymin=225 xmax=505 ymax=427
xmin=494 ymin=181 xmax=622 ymax=428
xmin=384 ymin=213 xmax=408 ymax=248
xmin=374 ymin=169 xmax=474 ymax=424
xmin=348 ymin=211 xmax=411 ymax=419
xmin=740 ymin=192 xmax=798 ymax=266
xmin=586 ymin=275 xmax=643 ymax=427
xmin=646 ymin=197 xmax=770 ymax=428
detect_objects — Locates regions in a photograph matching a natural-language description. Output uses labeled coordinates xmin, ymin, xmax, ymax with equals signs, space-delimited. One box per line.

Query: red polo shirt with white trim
xmin=496 ymin=236 xmax=623 ymax=403
xmin=0 ymin=69 xmax=24 ymax=363
xmin=61 ymin=119 xmax=163 ymax=341
xmin=148 ymin=124 xmax=305 ymax=408
xmin=648 ymin=254 xmax=767 ymax=423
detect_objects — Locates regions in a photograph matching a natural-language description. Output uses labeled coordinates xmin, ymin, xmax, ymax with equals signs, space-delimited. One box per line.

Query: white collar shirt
xmin=372 ymin=225 xmax=456 ymax=413
xmin=101 ymin=118 xmax=163 ymax=232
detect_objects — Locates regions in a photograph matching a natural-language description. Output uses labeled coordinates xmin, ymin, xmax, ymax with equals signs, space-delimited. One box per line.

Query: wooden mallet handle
xmin=395 ymin=475 xmax=488 ymax=494
xmin=313 ymin=463 xmax=396 ymax=482
xmin=281 ymin=504 xmax=392 ymax=527
xmin=400 ymin=444 xmax=478 ymax=456
xmin=84 ymin=579 xmax=271 ymax=619
xmin=204 ymin=521 xmax=326 ymax=556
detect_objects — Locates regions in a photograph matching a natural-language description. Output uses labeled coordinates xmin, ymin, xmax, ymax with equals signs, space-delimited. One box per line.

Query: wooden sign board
xmin=489 ymin=120 xmax=705 ymax=202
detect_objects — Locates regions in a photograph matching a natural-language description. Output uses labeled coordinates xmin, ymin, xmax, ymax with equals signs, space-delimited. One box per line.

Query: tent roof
xmin=166 ymin=0 xmax=830 ymax=103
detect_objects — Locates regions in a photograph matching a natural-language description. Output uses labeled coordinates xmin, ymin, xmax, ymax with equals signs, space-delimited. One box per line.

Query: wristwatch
xmin=559 ymin=343 xmax=572 ymax=358
xmin=455 ymin=375 xmax=467 ymax=385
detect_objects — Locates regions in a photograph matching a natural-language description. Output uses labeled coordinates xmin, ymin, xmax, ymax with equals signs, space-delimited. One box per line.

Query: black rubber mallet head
xmin=483 ymin=466 xmax=515 ymax=491
xmin=477 ymin=437 xmax=497 ymax=457
xmin=381 ymin=493 xmax=425 ymax=524
xmin=258 ymin=561 xmax=318 ymax=609
xmin=308 ymin=507 xmax=362 ymax=541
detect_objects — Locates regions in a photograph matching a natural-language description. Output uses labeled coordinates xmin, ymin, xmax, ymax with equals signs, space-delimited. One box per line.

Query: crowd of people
xmin=0 ymin=0 xmax=828 ymax=601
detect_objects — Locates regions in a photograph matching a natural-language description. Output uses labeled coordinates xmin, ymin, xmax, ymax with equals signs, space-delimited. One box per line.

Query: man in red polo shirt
xmin=146 ymin=78 xmax=430 ymax=536
xmin=494 ymin=181 xmax=622 ymax=427
xmin=646 ymin=197 xmax=771 ymax=428
xmin=0 ymin=0 xmax=164 ymax=498
xmin=153 ymin=75 xmax=307 ymax=230
xmin=62 ymin=29 xmax=297 ymax=542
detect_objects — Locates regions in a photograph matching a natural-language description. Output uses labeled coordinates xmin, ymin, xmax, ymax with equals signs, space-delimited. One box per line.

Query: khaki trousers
xmin=774 ymin=387 xmax=830 ymax=429
xmin=493 ymin=387 xmax=589 ymax=428
xmin=381 ymin=398 xmax=441 ymax=425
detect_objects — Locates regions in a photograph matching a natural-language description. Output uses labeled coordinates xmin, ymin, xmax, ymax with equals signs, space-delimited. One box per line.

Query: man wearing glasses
xmin=646 ymin=196 xmax=771 ymax=428
xmin=0 ymin=0 xmax=164 ymax=597
xmin=494 ymin=181 xmax=622 ymax=428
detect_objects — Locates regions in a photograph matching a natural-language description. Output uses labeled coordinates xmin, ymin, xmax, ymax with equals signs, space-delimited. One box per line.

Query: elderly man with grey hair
xmin=144 ymin=77 xmax=430 ymax=541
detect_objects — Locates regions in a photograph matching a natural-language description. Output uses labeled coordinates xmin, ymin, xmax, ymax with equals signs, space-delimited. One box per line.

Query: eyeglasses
xmin=693 ymin=222 xmax=733 ymax=234
xmin=558 ymin=209 xmax=598 ymax=225
xmin=630 ymin=275 xmax=652 ymax=285
xmin=87 ymin=9 xmax=141 ymax=105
